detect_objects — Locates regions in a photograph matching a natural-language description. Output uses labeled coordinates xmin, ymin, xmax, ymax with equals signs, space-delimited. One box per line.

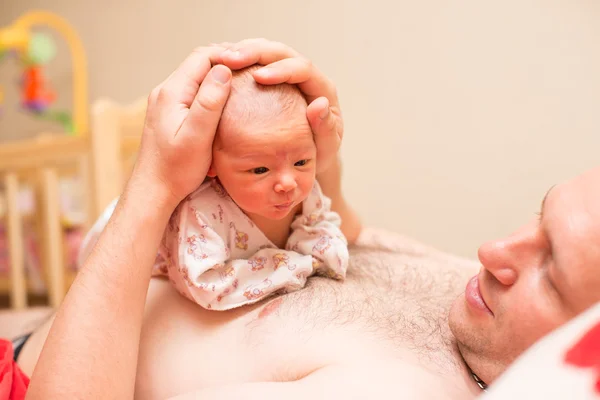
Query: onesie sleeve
xmin=76 ymin=198 xmax=118 ymax=268
xmin=287 ymin=188 xmax=349 ymax=280
xmin=77 ymin=198 xmax=165 ymax=274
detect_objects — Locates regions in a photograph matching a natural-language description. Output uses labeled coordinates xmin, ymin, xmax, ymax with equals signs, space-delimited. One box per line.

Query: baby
xmin=78 ymin=66 xmax=349 ymax=311
xmin=154 ymin=65 xmax=349 ymax=310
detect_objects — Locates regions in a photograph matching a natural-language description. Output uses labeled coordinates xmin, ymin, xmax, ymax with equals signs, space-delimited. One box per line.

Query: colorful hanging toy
xmin=0 ymin=11 xmax=89 ymax=136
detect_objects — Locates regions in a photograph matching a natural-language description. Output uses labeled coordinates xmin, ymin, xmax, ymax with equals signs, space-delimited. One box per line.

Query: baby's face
xmin=210 ymin=107 xmax=316 ymax=221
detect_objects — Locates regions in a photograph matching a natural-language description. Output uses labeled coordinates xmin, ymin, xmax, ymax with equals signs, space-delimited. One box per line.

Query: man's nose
xmin=477 ymin=221 xmax=547 ymax=286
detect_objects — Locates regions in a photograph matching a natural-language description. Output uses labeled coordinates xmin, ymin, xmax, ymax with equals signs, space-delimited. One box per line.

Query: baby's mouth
xmin=274 ymin=201 xmax=294 ymax=210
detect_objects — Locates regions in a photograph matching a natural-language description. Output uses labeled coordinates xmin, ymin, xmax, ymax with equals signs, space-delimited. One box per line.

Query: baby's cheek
xmin=299 ymin=176 xmax=316 ymax=196
xmin=243 ymin=183 xmax=271 ymax=206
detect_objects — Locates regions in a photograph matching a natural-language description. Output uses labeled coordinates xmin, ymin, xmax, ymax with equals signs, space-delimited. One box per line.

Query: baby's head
xmin=208 ymin=65 xmax=317 ymax=221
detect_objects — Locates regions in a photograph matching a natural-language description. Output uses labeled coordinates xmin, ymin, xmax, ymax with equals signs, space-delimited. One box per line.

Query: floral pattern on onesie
xmin=156 ymin=179 xmax=349 ymax=310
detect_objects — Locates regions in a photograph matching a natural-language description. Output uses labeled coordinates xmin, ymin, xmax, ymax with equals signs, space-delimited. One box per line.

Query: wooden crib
xmin=0 ymin=97 xmax=146 ymax=309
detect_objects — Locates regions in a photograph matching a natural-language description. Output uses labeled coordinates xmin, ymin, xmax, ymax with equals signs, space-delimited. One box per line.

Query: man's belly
xmin=135 ymin=278 xmax=399 ymax=400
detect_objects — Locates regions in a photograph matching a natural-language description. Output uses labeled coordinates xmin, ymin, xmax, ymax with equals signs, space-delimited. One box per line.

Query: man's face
xmin=449 ymin=166 xmax=600 ymax=383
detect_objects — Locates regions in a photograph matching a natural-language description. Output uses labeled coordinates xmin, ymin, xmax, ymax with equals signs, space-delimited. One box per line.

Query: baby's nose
xmin=274 ymin=174 xmax=297 ymax=193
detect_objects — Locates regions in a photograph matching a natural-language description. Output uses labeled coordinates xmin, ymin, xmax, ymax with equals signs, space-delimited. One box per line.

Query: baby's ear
xmin=206 ymin=164 xmax=217 ymax=178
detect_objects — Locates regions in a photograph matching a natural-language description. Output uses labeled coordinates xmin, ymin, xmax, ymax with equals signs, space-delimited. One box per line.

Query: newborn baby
xmin=78 ymin=66 xmax=349 ymax=311
xmin=153 ymin=66 xmax=349 ymax=310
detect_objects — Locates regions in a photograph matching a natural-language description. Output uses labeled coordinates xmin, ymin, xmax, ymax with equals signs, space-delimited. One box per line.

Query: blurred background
xmin=0 ymin=0 xmax=599 ymax=309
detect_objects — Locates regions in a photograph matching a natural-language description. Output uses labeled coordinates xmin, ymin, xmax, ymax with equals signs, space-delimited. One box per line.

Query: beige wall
xmin=1 ymin=0 xmax=599 ymax=258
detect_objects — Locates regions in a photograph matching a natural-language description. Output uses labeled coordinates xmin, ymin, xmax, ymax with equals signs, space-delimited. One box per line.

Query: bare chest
xmin=253 ymin=247 xmax=479 ymax=376
xmin=134 ymin=234 xmax=482 ymax=398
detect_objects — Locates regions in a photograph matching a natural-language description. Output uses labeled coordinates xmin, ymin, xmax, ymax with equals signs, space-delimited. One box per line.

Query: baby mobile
xmin=0 ymin=11 xmax=89 ymax=136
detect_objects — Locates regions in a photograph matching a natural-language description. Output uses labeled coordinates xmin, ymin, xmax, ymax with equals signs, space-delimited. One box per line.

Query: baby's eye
xmin=295 ymin=159 xmax=309 ymax=167
xmin=253 ymin=167 xmax=269 ymax=175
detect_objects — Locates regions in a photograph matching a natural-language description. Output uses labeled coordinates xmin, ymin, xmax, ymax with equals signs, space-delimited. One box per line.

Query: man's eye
xmin=544 ymin=262 xmax=562 ymax=298
xmin=295 ymin=159 xmax=309 ymax=167
xmin=253 ymin=167 xmax=269 ymax=174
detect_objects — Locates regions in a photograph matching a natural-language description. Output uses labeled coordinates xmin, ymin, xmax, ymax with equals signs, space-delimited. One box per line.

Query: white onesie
xmin=78 ymin=178 xmax=349 ymax=311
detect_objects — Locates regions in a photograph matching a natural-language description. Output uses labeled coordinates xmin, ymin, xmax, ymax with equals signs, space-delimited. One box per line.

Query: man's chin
xmin=448 ymin=293 xmax=486 ymax=351
xmin=448 ymin=293 xmax=465 ymax=331
xmin=448 ymin=296 xmax=513 ymax=385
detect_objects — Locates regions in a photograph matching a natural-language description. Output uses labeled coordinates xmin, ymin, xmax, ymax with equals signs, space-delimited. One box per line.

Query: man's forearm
xmin=317 ymin=155 xmax=362 ymax=244
xmin=26 ymin=178 xmax=178 ymax=399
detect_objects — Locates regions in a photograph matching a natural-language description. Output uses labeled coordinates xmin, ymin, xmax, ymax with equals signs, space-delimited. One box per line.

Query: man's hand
xmin=213 ymin=38 xmax=343 ymax=175
xmin=133 ymin=46 xmax=232 ymax=205
xmin=212 ymin=39 xmax=361 ymax=243
xmin=25 ymin=47 xmax=232 ymax=400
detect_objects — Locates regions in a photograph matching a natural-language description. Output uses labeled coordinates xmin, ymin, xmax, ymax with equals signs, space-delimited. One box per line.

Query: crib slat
xmin=78 ymin=154 xmax=93 ymax=231
xmin=91 ymin=100 xmax=123 ymax=218
xmin=40 ymin=168 xmax=66 ymax=308
xmin=5 ymin=173 xmax=27 ymax=309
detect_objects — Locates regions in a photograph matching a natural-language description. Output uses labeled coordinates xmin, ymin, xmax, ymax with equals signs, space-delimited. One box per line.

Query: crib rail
xmin=0 ymin=99 xmax=147 ymax=310
xmin=0 ymin=133 xmax=92 ymax=309
xmin=0 ymin=134 xmax=89 ymax=171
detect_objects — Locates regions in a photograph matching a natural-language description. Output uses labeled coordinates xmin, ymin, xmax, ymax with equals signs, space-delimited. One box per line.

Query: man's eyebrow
xmin=539 ymin=184 xmax=557 ymax=221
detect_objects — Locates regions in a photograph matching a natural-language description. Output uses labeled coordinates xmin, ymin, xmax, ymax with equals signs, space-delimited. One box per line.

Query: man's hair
xmin=216 ymin=65 xmax=307 ymax=142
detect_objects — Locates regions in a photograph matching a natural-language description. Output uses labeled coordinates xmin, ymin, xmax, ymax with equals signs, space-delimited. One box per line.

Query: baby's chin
xmin=264 ymin=206 xmax=297 ymax=220
xmin=251 ymin=202 xmax=304 ymax=221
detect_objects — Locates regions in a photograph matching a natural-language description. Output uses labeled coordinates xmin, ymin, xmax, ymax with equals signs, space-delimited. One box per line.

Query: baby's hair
xmin=216 ymin=65 xmax=307 ymax=146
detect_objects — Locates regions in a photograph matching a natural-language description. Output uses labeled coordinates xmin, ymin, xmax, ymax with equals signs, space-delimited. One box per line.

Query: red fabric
xmin=564 ymin=321 xmax=600 ymax=393
xmin=0 ymin=339 xmax=29 ymax=400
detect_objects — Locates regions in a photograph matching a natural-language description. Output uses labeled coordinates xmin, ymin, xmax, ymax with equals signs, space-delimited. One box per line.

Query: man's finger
xmin=251 ymin=57 xmax=312 ymax=84
xmin=306 ymin=97 xmax=343 ymax=173
xmin=158 ymin=46 xmax=227 ymax=109
xmin=307 ymin=97 xmax=343 ymax=140
xmin=219 ymin=38 xmax=299 ymax=70
xmin=177 ymin=65 xmax=232 ymax=144
xmin=250 ymin=58 xmax=338 ymax=108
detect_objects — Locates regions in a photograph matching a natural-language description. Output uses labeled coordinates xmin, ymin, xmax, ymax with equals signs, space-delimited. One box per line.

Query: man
xmin=19 ymin=39 xmax=600 ymax=399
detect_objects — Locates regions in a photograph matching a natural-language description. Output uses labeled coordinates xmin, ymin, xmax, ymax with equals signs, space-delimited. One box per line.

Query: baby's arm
xmin=286 ymin=187 xmax=350 ymax=278
xmin=166 ymin=236 xmax=315 ymax=310
xmin=164 ymin=206 xmax=319 ymax=309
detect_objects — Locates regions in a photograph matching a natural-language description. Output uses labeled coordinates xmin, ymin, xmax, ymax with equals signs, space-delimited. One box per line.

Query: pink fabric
xmin=78 ymin=179 xmax=350 ymax=311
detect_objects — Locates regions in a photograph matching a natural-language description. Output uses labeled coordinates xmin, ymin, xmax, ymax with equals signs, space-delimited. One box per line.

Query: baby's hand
xmin=214 ymin=39 xmax=343 ymax=174
xmin=132 ymin=46 xmax=232 ymax=205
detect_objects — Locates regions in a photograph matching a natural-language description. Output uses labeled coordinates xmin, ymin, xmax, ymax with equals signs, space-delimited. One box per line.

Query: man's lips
xmin=465 ymin=274 xmax=493 ymax=316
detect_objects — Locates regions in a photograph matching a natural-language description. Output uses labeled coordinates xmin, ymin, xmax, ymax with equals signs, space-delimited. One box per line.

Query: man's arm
xmin=25 ymin=47 xmax=233 ymax=399
xmin=26 ymin=180 xmax=177 ymax=399
xmin=316 ymin=155 xmax=362 ymax=244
